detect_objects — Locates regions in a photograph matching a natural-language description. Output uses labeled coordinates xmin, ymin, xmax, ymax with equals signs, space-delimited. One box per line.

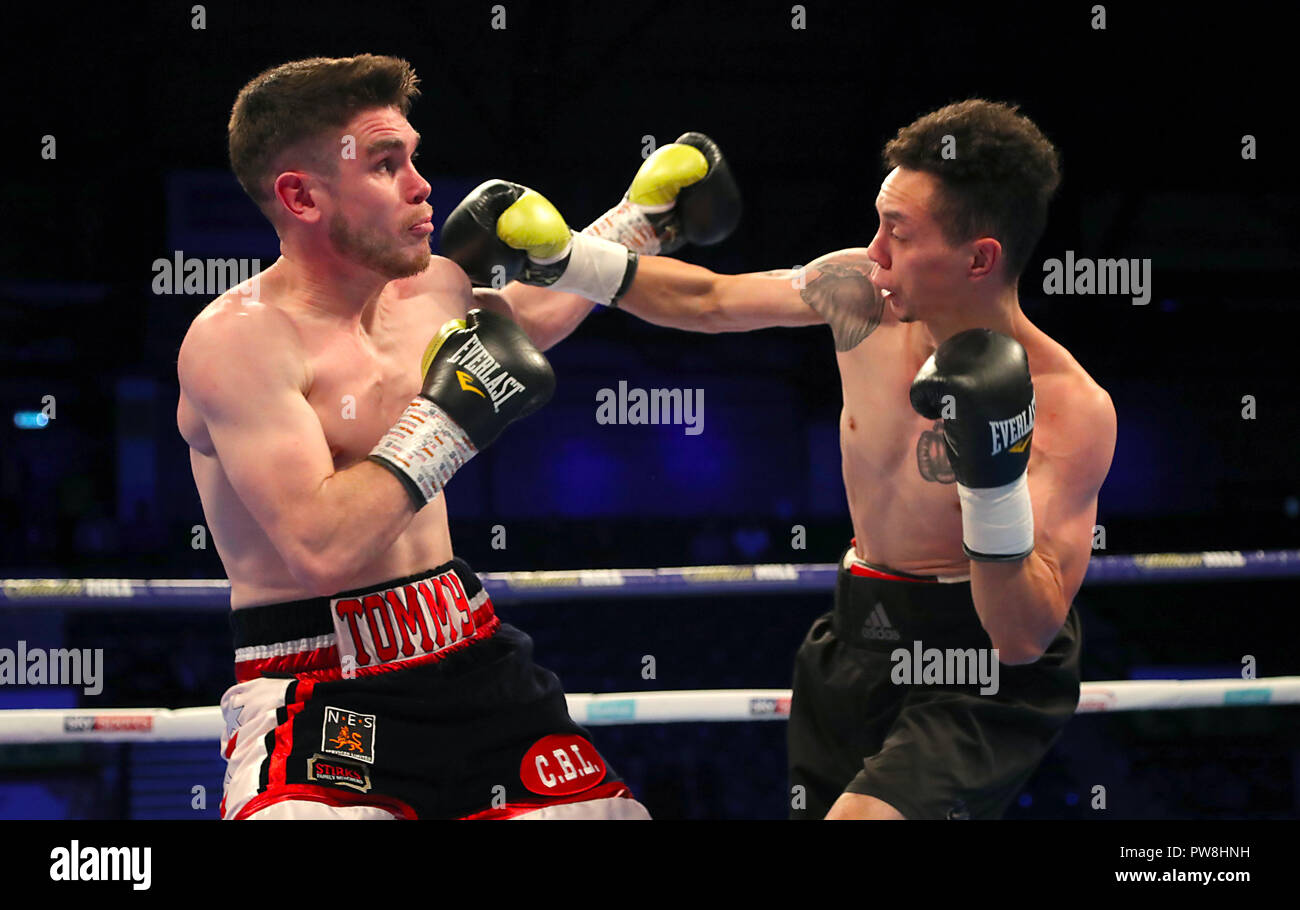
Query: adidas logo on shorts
xmin=861 ymin=603 xmax=901 ymax=641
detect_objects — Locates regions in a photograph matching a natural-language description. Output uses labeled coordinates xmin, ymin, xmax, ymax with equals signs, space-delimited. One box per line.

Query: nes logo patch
xmin=322 ymin=707 xmax=376 ymax=764
xmin=307 ymin=754 xmax=372 ymax=792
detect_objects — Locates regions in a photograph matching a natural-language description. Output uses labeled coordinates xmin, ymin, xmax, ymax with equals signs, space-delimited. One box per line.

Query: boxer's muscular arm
xmin=474 ymin=247 xmax=884 ymax=350
xmin=476 ymin=283 xmax=596 ymax=352
xmin=613 ymin=249 xmax=884 ymax=349
xmin=178 ymin=306 xmax=414 ymax=596
xmin=612 ymin=255 xmax=821 ymax=333
xmin=971 ymin=383 xmax=1117 ymax=664
xmin=393 ymin=255 xmax=593 ymax=353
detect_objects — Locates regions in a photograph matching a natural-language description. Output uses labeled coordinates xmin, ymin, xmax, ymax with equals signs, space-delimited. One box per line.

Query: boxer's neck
xmin=915 ymin=283 xmax=1023 ymax=359
xmin=268 ymin=247 xmax=386 ymax=331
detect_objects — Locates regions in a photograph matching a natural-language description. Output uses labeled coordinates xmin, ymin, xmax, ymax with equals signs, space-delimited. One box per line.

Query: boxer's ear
xmin=273 ymin=171 xmax=323 ymax=224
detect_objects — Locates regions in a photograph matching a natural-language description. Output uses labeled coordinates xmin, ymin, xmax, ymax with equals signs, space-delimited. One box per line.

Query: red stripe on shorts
xmin=267 ymin=679 xmax=314 ymax=790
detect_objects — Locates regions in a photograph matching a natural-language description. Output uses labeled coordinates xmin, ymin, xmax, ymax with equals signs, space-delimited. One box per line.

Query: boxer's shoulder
xmin=183 ymin=291 xmax=302 ymax=358
xmin=383 ymin=255 xmax=478 ymax=339
xmin=1022 ymin=328 xmax=1112 ymax=417
xmin=388 ymin=255 xmax=473 ymax=305
xmin=804 ymin=247 xmax=877 ymax=291
xmin=801 ymin=247 xmax=890 ymax=352
xmin=808 ymin=246 xmax=873 ymax=268
xmin=1024 ymin=341 xmax=1116 ymax=471
xmin=179 ymin=293 xmax=308 ymax=407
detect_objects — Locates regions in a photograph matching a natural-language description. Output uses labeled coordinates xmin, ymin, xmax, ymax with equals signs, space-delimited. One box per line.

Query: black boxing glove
xmin=910 ymin=329 xmax=1037 ymax=561
xmin=440 ymin=180 xmax=637 ymax=305
xmin=369 ymin=308 xmax=555 ymax=509
xmin=585 ymin=132 xmax=742 ymax=255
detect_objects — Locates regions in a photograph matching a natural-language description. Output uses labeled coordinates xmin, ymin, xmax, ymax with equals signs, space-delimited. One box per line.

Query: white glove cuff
xmin=369 ymin=397 xmax=478 ymax=505
xmin=546 ymin=232 xmax=634 ymax=306
xmin=957 ymin=473 xmax=1034 ymax=561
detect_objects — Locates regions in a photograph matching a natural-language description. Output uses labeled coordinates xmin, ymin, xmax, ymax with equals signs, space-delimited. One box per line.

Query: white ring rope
xmin=1 ymin=677 xmax=1296 ymax=744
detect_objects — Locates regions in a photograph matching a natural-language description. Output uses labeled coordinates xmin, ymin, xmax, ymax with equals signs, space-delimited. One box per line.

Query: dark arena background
xmin=1 ymin=1 xmax=1298 ymax=830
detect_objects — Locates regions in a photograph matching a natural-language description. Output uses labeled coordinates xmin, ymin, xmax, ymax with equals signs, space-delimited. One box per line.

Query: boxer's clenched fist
xmin=586 ymin=132 xmax=742 ymax=255
xmin=910 ymin=329 xmax=1036 ymax=561
xmin=369 ymin=309 xmax=555 ymax=509
xmin=441 ymin=180 xmax=637 ymax=306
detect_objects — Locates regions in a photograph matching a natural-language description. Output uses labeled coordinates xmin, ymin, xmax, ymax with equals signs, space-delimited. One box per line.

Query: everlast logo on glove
xmin=445 ymin=333 xmax=527 ymax=414
xmin=371 ymin=309 xmax=554 ymax=510
xmin=989 ymin=392 xmax=1036 ymax=456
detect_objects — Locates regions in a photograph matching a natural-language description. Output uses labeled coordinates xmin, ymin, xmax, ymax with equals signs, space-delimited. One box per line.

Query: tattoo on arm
xmin=917 ymin=420 xmax=956 ymax=484
xmin=799 ymin=255 xmax=885 ymax=352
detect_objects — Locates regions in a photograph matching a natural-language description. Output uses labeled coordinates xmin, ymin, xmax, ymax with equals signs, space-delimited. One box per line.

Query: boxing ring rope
xmin=2 ymin=549 xmax=1297 ymax=610
xmin=1 ymin=548 xmax=1297 ymax=745
xmin=2 ymin=678 xmax=1299 ymax=745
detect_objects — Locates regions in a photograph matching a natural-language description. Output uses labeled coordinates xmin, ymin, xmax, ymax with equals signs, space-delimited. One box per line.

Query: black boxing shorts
xmin=787 ymin=544 xmax=1081 ymax=820
xmin=219 ymin=557 xmax=648 ymax=819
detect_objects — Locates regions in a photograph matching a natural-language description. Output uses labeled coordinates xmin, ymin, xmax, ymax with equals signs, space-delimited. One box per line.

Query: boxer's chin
xmin=890 ymin=298 xmax=914 ymax=323
xmin=361 ymin=245 xmax=429 ymax=281
xmin=330 ymin=213 xmax=431 ymax=279
xmin=387 ymin=245 xmax=432 ymax=279
xmin=369 ymin=235 xmax=432 ymax=279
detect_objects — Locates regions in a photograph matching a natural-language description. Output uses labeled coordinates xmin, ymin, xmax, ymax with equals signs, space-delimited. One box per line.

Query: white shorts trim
xmin=242 ymin=800 xmax=401 ymax=820
xmin=512 ymin=797 xmax=652 ymax=820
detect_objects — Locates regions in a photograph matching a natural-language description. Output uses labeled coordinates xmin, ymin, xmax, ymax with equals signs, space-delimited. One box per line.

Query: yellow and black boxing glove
xmin=441 ymin=180 xmax=638 ymax=306
xmin=368 ymin=309 xmax=556 ymax=509
xmin=585 ymin=132 xmax=742 ymax=256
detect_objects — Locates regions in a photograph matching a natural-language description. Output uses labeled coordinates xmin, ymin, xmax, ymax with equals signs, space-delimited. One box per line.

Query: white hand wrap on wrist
xmin=539 ymin=232 xmax=632 ymax=305
xmin=957 ymin=473 xmax=1035 ymax=561
xmin=369 ymin=397 xmax=478 ymax=505
xmin=584 ymin=197 xmax=664 ymax=255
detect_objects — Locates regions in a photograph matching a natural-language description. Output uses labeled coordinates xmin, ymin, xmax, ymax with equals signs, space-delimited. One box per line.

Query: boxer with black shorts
xmin=786 ymin=545 xmax=1082 ymax=820
xmin=486 ymin=99 xmax=1116 ymax=819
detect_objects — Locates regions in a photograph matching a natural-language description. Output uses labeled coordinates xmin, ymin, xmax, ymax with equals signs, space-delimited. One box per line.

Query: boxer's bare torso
xmin=804 ymin=251 xmax=1112 ymax=578
xmin=177 ymin=258 xmax=468 ymax=609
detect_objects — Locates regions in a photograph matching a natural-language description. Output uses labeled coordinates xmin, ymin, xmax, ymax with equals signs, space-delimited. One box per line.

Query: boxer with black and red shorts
xmin=178 ymin=55 xmax=683 ymax=819
xmin=221 ymin=559 xmax=639 ymax=819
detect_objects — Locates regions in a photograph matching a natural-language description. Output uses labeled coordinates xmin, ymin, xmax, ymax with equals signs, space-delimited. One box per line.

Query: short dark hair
xmin=883 ymin=99 xmax=1060 ymax=279
xmin=228 ymin=54 xmax=420 ymax=215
